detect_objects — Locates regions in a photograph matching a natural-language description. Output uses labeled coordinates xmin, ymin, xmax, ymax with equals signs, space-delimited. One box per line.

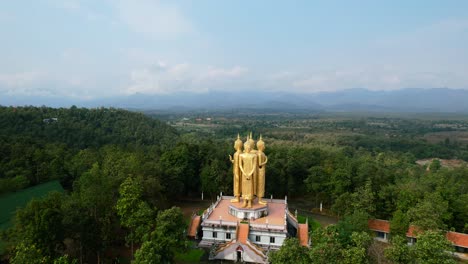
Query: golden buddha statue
xmin=239 ymin=139 xmax=257 ymax=208
xmin=256 ymin=135 xmax=268 ymax=205
xmin=229 ymin=134 xmax=243 ymax=202
xmin=248 ymin=132 xmax=257 ymax=196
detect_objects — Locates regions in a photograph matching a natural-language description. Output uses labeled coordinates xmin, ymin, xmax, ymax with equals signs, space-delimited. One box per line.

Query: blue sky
xmin=0 ymin=0 xmax=467 ymax=98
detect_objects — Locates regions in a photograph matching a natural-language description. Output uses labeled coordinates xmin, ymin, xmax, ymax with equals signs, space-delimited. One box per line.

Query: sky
xmin=0 ymin=0 xmax=468 ymax=99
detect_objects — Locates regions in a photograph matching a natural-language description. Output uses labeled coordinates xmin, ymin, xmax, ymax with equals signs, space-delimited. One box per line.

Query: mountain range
xmin=2 ymin=88 xmax=468 ymax=113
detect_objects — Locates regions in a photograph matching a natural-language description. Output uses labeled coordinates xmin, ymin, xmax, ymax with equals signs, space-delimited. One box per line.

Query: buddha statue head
xmin=244 ymin=139 xmax=251 ymax=153
xmin=234 ymin=134 xmax=243 ymax=151
xmin=257 ymin=135 xmax=265 ymax=152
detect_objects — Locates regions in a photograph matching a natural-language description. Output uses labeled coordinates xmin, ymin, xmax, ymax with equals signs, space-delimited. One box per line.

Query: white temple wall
xmin=248 ymin=230 xmax=286 ymax=247
xmin=202 ymin=226 xmax=236 ymax=242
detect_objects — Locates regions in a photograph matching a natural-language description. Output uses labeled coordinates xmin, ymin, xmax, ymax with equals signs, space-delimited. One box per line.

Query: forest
xmin=1 ymin=106 xmax=467 ymax=263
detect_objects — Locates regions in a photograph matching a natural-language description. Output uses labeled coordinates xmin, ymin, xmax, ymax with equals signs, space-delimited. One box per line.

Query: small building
xmin=43 ymin=117 xmax=58 ymax=123
xmin=446 ymin=231 xmax=468 ymax=255
xmin=368 ymin=219 xmax=420 ymax=245
xmin=368 ymin=219 xmax=468 ymax=260
xmin=368 ymin=219 xmax=390 ymax=242
xmin=188 ymin=195 xmax=307 ymax=263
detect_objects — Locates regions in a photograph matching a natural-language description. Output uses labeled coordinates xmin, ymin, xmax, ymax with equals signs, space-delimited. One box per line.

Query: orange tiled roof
xmin=368 ymin=219 xmax=468 ymax=248
xmin=187 ymin=216 xmax=201 ymax=237
xmin=238 ymin=223 xmax=249 ymax=244
xmin=447 ymin=231 xmax=468 ymax=248
xmin=297 ymin=223 xmax=309 ymax=246
xmin=368 ymin=219 xmax=390 ymax=233
xmin=406 ymin=225 xmax=421 ymax=238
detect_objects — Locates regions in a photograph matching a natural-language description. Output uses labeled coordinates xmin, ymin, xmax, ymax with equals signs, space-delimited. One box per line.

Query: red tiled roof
xmin=297 ymin=224 xmax=309 ymax=246
xmin=187 ymin=216 xmax=201 ymax=237
xmin=368 ymin=219 xmax=390 ymax=233
xmin=238 ymin=223 xmax=249 ymax=244
xmin=368 ymin=219 xmax=468 ymax=248
xmin=406 ymin=225 xmax=421 ymax=238
xmin=367 ymin=219 xmax=421 ymax=238
xmin=447 ymin=231 xmax=468 ymax=248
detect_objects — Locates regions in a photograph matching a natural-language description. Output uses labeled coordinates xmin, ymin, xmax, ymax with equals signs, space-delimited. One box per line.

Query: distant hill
xmin=2 ymin=88 xmax=468 ymax=112
xmin=0 ymin=106 xmax=178 ymax=149
xmin=311 ymin=88 xmax=468 ymax=112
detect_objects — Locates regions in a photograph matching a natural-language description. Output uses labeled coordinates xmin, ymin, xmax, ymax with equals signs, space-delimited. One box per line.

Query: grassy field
xmin=0 ymin=180 xmax=64 ymax=255
xmin=175 ymin=248 xmax=205 ymax=263
xmin=0 ymin=180 xmax=64 ymax=230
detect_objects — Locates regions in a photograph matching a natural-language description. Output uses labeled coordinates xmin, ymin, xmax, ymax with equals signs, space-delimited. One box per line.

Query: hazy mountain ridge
xmin=2 ymin=88 xmax=468 ymax=112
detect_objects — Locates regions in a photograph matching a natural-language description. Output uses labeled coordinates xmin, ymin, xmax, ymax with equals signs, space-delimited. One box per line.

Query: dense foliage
xmin=1 ymin=106 xmax=467 ymax=262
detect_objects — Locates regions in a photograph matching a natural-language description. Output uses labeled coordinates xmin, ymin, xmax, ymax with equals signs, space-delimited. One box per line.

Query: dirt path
xmin=288 ymin=200 xmax=338 ymax=226
xmin=173 ymin=199 xmax=212 ymax=219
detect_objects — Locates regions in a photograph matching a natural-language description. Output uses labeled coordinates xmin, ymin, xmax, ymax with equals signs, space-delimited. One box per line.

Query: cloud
xmin=198 ymin=66 xmax=248 ymax=81
xmin=0 ymin=71 xmax=44 ymax=89
xmin=113 ymin=0 xmax=192 ymax=38
xmin=0 ymin=71 xmax=70 ymax=97
xmin=126 ymin=62 xmax=248 ymax=94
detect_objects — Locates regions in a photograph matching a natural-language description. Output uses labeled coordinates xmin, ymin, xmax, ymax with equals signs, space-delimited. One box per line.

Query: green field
xmin=0 ymin=180 xmax=64 ymax=230
xmin=175 ymin=248 xmax=205 ymax=263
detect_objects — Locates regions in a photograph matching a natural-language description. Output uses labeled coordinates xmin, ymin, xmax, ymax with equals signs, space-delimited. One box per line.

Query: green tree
xmin=53 ymin=255 xmax=78 ymax=264
xmin=407 ymin=193 xmax=450 ymax=231
xmin=429 ymin=159 xmax=441 ymax=171
xmin=200 ymin=159 xmax=227 ymax=198
xmin=72 ymin=163 xmax=118 ymax=263
xmin=390 ymin=210 xmax=410 ymax=237
xmin=331 ymin=192 xmax=354 ymax=217
xmin=341 ymin=232 xmax=371 ymax=264
xmin=309 ymin=226 xmax=343 ymax=263
xmin=116 ymin=176 xmax=155 ymax=256
xmin=351 ymin=180 xmax=376 ymax=216
xmin=133 ymin=240 xmax=163 ymax=264
xmin=11 ymin=192 xmax=65 ymax=258
xmin=336 ymin=210 xmax=370 ymax=245
xmin=10 ymin=242 xmax=50 ymax=264
xmin=269 ymin=238 xmax=310 ymax=264
xmin=61 ymin=195 xmax=100 ymax=264
xmin=384 ymin=235 xmax=411 ymax=264
xmin=159 ymin=144 xmax=201 ymax=198
xmin=134 ymin=207 xmax=186 ymax=264
xmin=411 ymin=231 xmax=455 ymax=264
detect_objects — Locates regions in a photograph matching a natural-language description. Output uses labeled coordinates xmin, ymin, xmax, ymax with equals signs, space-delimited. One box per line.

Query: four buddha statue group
xmin=229 ymin=133 xmax=268 ymax=208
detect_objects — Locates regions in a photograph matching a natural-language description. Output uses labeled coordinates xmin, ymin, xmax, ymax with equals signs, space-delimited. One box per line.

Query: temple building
xmin=187 ymin=134 xmax=309 ymax=263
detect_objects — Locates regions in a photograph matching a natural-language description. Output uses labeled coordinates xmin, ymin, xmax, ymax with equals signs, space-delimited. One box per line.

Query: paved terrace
xmin=204 ymin=196 xmax=287 ymax=227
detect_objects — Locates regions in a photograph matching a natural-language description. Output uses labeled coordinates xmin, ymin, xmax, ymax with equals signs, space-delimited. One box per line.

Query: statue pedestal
xmin=228 ymin=199 xmax=268 ymax=220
